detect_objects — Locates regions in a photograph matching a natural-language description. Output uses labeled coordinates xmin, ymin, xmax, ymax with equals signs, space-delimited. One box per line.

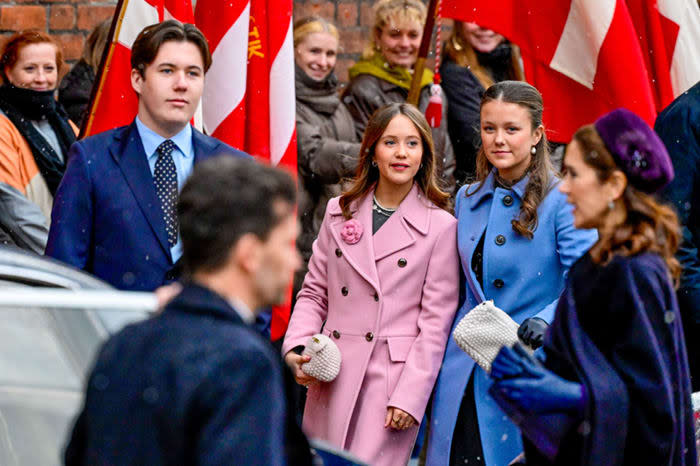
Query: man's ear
xmin=232 ymin=233 xmax=262 ymax=275
xmin=131 ymin=68 xmax=143 ymax=96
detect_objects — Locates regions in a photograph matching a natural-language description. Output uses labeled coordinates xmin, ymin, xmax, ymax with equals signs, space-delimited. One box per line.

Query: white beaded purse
xmin=452 ymin=300 xmax=520 ymax=373
xmin=301 ymin=334 xmax=341 ymax=382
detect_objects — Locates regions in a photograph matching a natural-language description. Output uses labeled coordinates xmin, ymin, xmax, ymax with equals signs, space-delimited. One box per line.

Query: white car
xmin=0 ymin=246 xmax=154 ymax=466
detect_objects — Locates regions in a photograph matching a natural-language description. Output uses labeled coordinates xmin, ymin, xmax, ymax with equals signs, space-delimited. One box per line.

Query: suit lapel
xmin=329 ymin=194 xmax=380 ymax=291
xmin=191 ymin=127 xmax=218 ymax=163
xmin=111 ymin=122 xmax=171 ymax=259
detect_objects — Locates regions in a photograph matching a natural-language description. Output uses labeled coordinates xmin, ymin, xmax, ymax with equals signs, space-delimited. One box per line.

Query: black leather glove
xmin=517 ymin=317 xmax=548 ymax=350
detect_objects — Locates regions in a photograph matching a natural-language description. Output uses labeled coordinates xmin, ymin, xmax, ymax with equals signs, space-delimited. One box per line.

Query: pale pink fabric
xmin=282 ymin=185 xmax=459 ymax=466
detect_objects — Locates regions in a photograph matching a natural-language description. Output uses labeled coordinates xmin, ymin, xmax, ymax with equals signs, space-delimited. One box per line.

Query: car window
xmin=0 ymin=289 xmax=151 ymax=466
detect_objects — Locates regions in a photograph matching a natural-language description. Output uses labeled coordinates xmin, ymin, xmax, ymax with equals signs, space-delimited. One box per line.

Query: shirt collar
xmin=135 ymin=116 xmax=193 ymax=161
xmin=228 ymin=297 xmax=255 ymax=325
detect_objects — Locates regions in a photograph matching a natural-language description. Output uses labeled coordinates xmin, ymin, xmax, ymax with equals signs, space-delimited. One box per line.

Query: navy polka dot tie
xmin=154 ymin=139 xmax=178 ymax=247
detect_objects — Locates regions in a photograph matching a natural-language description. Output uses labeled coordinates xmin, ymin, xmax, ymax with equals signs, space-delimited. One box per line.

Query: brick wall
xmin=0 ymin=0 xmax=117 ymax=68
xmin=0 ymin=0 xmax=435 ymax=82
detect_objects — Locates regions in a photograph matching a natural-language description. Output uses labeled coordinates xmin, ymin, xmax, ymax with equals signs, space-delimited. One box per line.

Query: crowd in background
xmin=0 ymin=0 xmax=697 ymax=464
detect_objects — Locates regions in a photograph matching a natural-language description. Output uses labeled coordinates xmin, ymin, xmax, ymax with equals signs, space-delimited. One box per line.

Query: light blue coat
xmin=426 ymin=170 xmax=597 ymax=465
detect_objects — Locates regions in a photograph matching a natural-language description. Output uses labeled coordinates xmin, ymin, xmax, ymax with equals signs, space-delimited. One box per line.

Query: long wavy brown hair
xmin=572 ymin=125 xmax=681 ymax=283
xmin=339 ymin=103 xmax=450 ymax=218
xmin=468 ymin=81 xmax=554 ymax=239
xmin=444 ymin=22 xmax=525 ymax=89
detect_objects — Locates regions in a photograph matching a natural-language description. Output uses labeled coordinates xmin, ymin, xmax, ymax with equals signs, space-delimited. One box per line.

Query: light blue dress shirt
xmin=135 ymin=117 xmax=195 ymax=263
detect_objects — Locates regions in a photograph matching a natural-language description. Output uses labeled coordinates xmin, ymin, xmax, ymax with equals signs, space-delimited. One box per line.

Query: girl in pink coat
xmin=283 ymin=103 xmax=460 ymax=465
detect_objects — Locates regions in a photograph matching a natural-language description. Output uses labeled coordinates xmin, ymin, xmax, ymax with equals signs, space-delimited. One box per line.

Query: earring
xmin=530 ymin=146 xmax=537 ymax=155
xmin=371 ymin=160 xmax=377 ymax=167
xmin=608 ymin=200 xmax=615 ymax=210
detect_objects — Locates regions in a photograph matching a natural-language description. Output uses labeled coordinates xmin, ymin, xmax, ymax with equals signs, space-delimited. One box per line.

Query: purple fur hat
xmin=594 ymin=108 xmax=674 ymax=194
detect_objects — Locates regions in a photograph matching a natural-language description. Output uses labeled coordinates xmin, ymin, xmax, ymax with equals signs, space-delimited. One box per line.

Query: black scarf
xmin=0 ymin=84 xmax=75 ymax=195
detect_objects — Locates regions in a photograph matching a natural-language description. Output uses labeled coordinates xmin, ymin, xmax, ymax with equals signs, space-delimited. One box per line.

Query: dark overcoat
xmin=521 ymin=252 xmax=696 ymax=466
xmin=64 ymin=283 xmax=312 ymax=466
xmin=656 ymin=81 xmax=700 ymax=388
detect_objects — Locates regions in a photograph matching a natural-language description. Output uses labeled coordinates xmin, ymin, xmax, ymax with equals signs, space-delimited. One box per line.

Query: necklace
xmin=373 ymin=195 xmax=397 ymax=217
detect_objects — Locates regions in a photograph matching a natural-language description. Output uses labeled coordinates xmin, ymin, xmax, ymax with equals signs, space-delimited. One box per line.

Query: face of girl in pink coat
xmin=373 ymin=114 xmax=423 ymax=194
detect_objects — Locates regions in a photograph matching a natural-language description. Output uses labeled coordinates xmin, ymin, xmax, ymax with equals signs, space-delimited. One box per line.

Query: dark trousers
xmin=450 ymin=373 xmax=486 ymax=465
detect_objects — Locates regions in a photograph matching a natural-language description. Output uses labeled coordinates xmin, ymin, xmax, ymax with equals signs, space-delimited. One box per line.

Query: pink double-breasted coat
xmin=282 ymin=185 xmax=459 ymax=466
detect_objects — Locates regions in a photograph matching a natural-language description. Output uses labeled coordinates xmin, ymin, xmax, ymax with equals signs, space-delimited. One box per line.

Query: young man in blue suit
xmin=45 ymin=20 xmax=248 ymax=291
xmin=64 ymin=157 xmax=312 ymax=465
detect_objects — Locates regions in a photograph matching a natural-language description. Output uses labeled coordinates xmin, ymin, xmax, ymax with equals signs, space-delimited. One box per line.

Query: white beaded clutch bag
xmin=452 ymin=300 xmax=519 ymax=373
xmin=301 ymin=334 xmax=341 ymax=382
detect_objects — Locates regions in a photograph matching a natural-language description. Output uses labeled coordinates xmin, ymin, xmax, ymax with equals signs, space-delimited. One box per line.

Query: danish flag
xmin=442 ymin=0 xmax=700 ymax=142
xmin=195 ymin=0 xmax=297 ymax=341
xmin=81 ymin=0 xmax=195 ymax=137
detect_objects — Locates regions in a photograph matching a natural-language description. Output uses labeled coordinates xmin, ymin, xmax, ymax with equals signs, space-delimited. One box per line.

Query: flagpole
xmin=79 ymin=0 xmax=129 ymax=139
xmin=407 ymin=0 xmax=439 ymax=105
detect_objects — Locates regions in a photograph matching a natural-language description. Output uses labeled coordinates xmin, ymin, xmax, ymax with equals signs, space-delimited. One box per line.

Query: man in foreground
xmin=64 ymin=157 xmax=311 ymax=465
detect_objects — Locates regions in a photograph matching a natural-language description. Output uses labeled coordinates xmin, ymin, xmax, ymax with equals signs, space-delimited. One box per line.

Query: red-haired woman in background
xmin=0 ymin=31 xmax=77 ymax=253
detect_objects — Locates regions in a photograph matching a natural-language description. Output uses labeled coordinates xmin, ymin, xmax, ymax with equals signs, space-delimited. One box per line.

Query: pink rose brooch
xmin=340 ymin=219 xmax=363 ymax=245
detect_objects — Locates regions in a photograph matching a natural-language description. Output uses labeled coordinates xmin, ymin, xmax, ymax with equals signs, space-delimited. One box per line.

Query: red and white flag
xmin=82 ymin=0 xmax=194 ymax=137
xmin=442 ymin=0 xmax=700 ymax=142
xmin=195 ymin=0 xmax=296 ymax=341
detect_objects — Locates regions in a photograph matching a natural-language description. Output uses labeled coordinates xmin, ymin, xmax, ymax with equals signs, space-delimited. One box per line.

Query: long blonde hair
xmin=444 ymin=22 xmax=524 ymax=89
xmin=363 ymin=0 xmax=426 ymax=59
xmin=293 ymin=16 xmax=339 ymax=48
xmin=340 ymin=103 xmax=450 ymax=218
xmin=82 ymin=19 xmax=111 ymax=72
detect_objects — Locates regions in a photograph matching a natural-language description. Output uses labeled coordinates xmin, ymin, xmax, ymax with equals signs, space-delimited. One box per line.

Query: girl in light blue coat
xmin=426 ymin=81 xmax=597 ymax=466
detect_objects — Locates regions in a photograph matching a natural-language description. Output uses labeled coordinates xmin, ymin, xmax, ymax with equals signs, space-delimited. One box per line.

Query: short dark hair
xmin=178 ymin=157 xmax=296 ymax=275
xmin=130 ymin=20 xmax=212 ymax=77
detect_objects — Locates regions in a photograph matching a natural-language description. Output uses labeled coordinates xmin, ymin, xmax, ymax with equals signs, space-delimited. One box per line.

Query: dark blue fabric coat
xmin=45 ymin=122 xmax=249 ymax=291
xmin=64 ymin=283 xmax=312 ymax=466
xmin=520 ymin=252 xmax=696 ymax=466
xmin=656 ymin=81 xmax=700 ymax=322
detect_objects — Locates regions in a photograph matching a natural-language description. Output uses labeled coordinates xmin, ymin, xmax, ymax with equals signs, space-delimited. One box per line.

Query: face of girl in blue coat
xmin=480 ymin=99 xmax=544 ymax=182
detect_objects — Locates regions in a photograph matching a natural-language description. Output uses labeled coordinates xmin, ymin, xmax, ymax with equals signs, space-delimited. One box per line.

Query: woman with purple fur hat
xmin=489 ymin=108 xmax=697 ymax=465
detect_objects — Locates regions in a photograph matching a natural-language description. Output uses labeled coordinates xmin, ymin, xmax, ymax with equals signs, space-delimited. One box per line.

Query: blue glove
xmin=490 ymin=345 xmax=585 ymax=415
xmin=517 ymin=317 xmax=548 ymax=349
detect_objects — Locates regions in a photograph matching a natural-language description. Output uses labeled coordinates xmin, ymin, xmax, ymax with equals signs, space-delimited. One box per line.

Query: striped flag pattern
xmin=82 ymin=0 xmax=194 ymax=137
xmin=442 ymin=0 xmax=700 ymax=142
xmin=195 ymin=0 xmax=297 ymax=341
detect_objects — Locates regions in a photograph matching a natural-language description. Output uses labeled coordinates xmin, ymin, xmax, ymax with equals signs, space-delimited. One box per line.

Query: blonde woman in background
xmin=440 ymin=22 xmax=524 ymax=185
xmin=292 ymin=16 xmax=361 ymax=298
xmin=342 ymin=0 xmax=455 ymax=195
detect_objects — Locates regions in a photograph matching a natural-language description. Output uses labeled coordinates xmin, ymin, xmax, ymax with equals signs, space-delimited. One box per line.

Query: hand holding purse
xmin=301 ymin=334 xmax=341 ymax=382
xmin=452 ymin=300 xmax=520 ymax=373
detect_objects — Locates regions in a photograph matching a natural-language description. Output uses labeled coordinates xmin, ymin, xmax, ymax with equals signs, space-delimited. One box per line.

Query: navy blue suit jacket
xmin=64 ymin=283 xmax=312 ymax=466
xmin=45 ymin=122 xmax=249 ymax=290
